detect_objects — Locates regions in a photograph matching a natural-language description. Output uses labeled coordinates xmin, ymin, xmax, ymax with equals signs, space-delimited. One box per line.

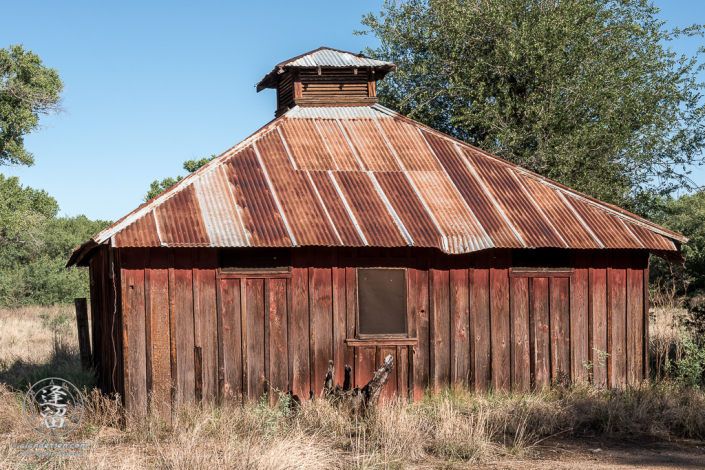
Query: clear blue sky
xmin=2 ymin=0 xmax=704 ymax=222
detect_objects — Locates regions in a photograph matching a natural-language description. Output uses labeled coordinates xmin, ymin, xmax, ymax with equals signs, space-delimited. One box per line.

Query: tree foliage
xmin=360 ymin=0 xmax=705 ymax=211
xmin=0 ymin=174 xmax=111 ymax=306
xmin=650 ymin=191 xmax=705 ymax=293
xmin=145 ymin=155 xmax=216 ymax=201
xmin=0 ymin=45 xmax=64 ymax=167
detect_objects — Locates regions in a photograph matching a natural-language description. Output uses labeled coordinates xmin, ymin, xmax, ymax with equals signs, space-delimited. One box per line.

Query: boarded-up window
xmin=357 ymin=268 xmax=407 ymax=336
xmin=512 ymin=248 xmax=572 ymax=273
xmin=220 ymin=248 xmax=291 ymax=273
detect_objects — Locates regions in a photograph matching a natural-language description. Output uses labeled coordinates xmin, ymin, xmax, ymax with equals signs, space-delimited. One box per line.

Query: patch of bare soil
xmin=485 ymin=435 xmax=705 ymax=469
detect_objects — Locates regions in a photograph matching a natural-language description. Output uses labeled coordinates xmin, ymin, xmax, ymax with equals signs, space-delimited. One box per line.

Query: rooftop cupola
xmin=256 ymin=47 xmax=397 ymax=117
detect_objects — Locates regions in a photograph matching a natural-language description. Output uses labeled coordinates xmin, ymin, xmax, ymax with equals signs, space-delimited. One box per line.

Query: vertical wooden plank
xmin=643 ymin=254 xmax=650 ymax=380
xmin=491 ymin=250 xmax=511 ymax=390
xmin=344 ymin=249 xmax=357 ymax=382
xmin=240 ymin=278 xmax=248 ymax=401
xmin=167 ymin=250 xmax=178 ymax=406
xmin=510 ymin=276 xmax=530 ymax=391
xmin=590 ymin=251 xmax=609 ymax=387
xmin=121 ymin=247 xmax=147 ymax=414
xmin=627 ymin=252 xmax=645 ymax=384
xmin=292 ymin=249 xmax=310 ymax=400
xmin=75 ymin=298 xmax=92 ymax=371
xmin=380 ymin=346 xmax=397 ymax=401
xmin=451 ymin=260 xmax=470 ymax=385
xmin=220 ymin=279 xmax=242 ymax=404
xmin=311 ymin=252 xmax=334 ymax=397
xmin=264 ymin=279 xmax=270 ymax=400
xmin=571 ymin=251 xmax=590 ymax=382
xmin=333 ymin=250 xmax=347 ymax=386
xmin=610 ymin=251 xmax=628 ymax=387
xmin=174 ymin=251 xmax=195 ymax=404
xmin=531 ymin=277 xmax=550 ymax=388
xmin=192 ymin=251 xmax=202 ymax=402
xmin=471 ymin=250 xmax=491 ymax=391
xmin=356 ymin=346 xmax=376 ymax=387
xmin=430 ymin=253 xmax=450 ymax=392
xmin=196 ymin=249 xmax=218 ymax=402
xmin=413 ymin=250 xmax=430 ymax=400
xmin=550 ymin=277 xmax=571 ymax=381
xmin=246 ymin=278 xmax=266 ymax=402
xmin=269 ymin=278 xmax=288 ymax=403
xmin=398 ymin=345 xmax=409 ymax=399
xmin=147 ymin=248 xmax=171 ymax=419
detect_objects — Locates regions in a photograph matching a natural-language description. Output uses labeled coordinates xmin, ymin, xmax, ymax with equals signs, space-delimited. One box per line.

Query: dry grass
xmin=1 ymin=306 xmax=705 ymax=469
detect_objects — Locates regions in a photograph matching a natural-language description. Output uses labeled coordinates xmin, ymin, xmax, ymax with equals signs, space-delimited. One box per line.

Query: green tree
xmin=0 ymin=174 xmax=58 ymax=246
xmin=359 ymin=0 xmax=705 ymax=211
xmin=145 ymin=155 xmax=216 ymax=201
xmin=1 ymin=45 xmax=64 ymax=166
xmin=651 ymin=191 xmax=705 ymax=292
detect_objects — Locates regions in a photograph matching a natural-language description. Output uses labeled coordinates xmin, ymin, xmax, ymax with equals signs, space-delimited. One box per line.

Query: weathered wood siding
xmin=89 ymin=246 xmax=650 ymax=413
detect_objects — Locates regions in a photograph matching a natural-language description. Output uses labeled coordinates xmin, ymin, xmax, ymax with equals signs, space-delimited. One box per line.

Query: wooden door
xmin=218 ymin=277 xmax=289 ymax=404
xmin=511 ymin=274 xmax=571 ymax=389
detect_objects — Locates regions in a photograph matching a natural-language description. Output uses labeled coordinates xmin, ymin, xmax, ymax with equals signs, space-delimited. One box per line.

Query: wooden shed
xmin=68 ymin=48 xmax=688 ymax=413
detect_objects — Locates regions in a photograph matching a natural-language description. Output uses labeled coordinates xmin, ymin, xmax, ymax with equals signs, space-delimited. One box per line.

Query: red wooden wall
xmin=88 ymin=246 xmax=650 ymax=414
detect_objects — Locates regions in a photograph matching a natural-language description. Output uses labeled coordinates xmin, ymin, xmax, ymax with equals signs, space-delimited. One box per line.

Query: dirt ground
xmin=484 ymin=435 xmax=705 ymax=469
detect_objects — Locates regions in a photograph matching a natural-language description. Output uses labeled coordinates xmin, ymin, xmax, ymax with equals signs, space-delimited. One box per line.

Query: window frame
xmin=355 ymin=267 xmax=409 ymax=340
xmin=218 ymin=248 xmax=292 ymax=277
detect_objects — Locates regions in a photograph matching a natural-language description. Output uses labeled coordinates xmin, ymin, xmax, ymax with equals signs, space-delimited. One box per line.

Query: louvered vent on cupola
xmin=256 ymin=47 xmax=397 ymax=117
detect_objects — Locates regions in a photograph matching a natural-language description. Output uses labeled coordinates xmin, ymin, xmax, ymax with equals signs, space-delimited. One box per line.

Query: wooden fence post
xmin=75 ymin=298 xmax=92 ymax=370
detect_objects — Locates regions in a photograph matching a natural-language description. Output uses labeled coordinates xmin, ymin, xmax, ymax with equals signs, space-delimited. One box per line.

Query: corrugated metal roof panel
xmin=282 ymin=48 xmax=393 ymax=68
xmin=307 ymin=171 xmax=365 ymax=246
xmin=518 ymin=174 xmax=600 ymax=249
xmin=279 ymin=119 xmax=336 ymax=171
xmin=315 ymin=118 xmax=361 ymax=171
xmin=462 ymin=147 xmax=564 ymax=248
xmin=333 ymin=171 xmax=407 ymax=247
xmin=339 ymin=119 xmax=401 ymax=172
xmin=195 ymin=169 xmax=250 ymax=247
xmin=73 ymin=100 xmax=685 ymax=264
xmin=222 ymin=147 xmax=293 ymax=247
xmin=377 ymin=119 xmax=443 ymax=172
xmin=256 ymin=131 xmax=339 ymax=246
xmin=155 ymin=185 xmax=210 ymax=247
xmin=564 ymin=195 xmax=642 ymax=249
xmin=288 ymin=106 xmax=393 ymax=119
xmin=626 ymin=220 xmax=675 ymax=251
xmin=375 ymin=172 xmax=443 ymax=248
xmin=421 ymin=131 xmax=522 ymax=248
xmin=407 ymin=171 xmax=493 ymax=253
xmin=113 ymin=211 xmax=161 ymax=247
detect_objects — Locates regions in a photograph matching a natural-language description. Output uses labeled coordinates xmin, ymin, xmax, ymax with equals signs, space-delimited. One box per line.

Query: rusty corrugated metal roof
xmin=69 ymin=102 xmax=687 ymax=266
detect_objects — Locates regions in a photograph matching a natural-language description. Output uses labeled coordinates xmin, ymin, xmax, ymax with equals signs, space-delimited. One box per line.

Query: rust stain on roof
xmin=113 ymin=211 xmax=161 ymax=247
xmin=71 ymin=103 xmax=685 ymax=266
